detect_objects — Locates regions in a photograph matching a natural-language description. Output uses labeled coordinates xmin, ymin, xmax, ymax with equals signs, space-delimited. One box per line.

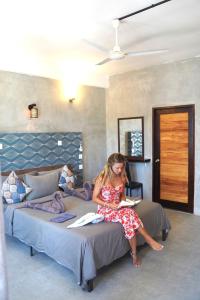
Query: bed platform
xmin=4 ymin=193 xmax=170 ymax=291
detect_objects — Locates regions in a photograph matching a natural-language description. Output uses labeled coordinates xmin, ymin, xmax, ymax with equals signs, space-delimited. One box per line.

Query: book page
xmin=118 ymin=199 xmax=141 ymax=208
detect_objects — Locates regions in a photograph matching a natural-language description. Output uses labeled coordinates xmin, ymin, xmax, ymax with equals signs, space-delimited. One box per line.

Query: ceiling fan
xmin=96 ymin=19 xmax=168 ymax=66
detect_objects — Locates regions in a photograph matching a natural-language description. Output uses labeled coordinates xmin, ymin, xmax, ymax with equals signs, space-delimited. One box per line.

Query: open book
xmin=118 ymin=198 xmax=141 ymax=208
xmin=67 ymin=213 xmax=104 ymax=228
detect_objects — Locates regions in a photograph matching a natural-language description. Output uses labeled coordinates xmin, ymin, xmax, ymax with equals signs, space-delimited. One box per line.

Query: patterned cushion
xmin=1 ymin=171 xmax=32 ymax=204
xmin=58 ymin=165 xmax=75 ymax=187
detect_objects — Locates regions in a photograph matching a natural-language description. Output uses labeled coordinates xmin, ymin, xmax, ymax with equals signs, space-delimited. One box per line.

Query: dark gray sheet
xmin=4 ymin=195 xmax=170 ymax=287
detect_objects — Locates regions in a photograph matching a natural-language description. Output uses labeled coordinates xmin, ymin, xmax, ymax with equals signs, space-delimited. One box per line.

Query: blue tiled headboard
xmin=0 ymin=132 xmax=83 ymax=175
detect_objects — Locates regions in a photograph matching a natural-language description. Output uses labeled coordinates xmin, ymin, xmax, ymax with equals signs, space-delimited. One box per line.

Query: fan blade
xmin=126 ymin=49 xmax=168 ymax=57
xmin=82 ymin=39 xmax=108 ymax=53
xmin=96 ymin=58 xmax=112 ymax=65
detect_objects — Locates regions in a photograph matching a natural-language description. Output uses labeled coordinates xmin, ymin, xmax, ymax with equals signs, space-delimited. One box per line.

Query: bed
xmin=3 ymin=191 xmax=170 ymax=291
xmin=1 ymin=132 xmax=170 ymax=291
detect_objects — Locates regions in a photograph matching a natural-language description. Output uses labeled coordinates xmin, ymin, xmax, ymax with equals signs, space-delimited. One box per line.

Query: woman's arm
xmin=120 ymin=181 xmax=127 ymax=201
xmin=120 ymin=191 xmax=126 ymax=202
xmin=92 ymin=179 xmax=106 ymax=206
xmin=92 ymin=179 xmax=118 ymax=210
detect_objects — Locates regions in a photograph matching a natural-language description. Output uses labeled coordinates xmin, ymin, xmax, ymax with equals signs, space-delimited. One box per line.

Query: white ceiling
xmin=0 ymin=0 xmax=200 ymax=88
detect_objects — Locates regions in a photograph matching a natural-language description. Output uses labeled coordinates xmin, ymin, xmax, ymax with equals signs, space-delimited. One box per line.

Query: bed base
xmin=162 ymin=229 xmax=168 ymax=241
xmin=30 ymin=246 xmax=36 ymax=256
xmin=83 ymin=280 xmax=94 ymax=292
xmin=30 ymin=246 xmax=94 ymax=291
xmin=29 ymin=229 xmax=168 ymax=292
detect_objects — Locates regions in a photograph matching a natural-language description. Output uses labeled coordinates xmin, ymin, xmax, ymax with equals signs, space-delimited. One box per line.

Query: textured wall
xmin=106 ymin=59 xmax=200 ymax=214
xmin=0 ymin=70 xmax=106 ymax=181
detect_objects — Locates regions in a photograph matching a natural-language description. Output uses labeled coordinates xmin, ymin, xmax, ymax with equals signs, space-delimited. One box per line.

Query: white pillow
xmin=1 ymin=171 xmax=32 ymax=204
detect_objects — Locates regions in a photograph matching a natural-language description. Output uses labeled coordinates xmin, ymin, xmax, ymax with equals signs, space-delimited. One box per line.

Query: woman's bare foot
xmin=149 ymin=240 xmax=164 ymax=251
xmin=130 ymin=252 xmax=142 ymax=267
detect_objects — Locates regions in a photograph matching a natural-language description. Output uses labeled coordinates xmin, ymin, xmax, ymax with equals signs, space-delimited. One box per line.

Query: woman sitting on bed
xmin=59 ymin=164 xmax=93 ymax=201
xmin=92 ymin=153 xmax=163 ymax=267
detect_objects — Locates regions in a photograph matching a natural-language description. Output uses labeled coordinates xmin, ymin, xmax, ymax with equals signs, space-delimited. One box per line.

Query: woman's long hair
xmin=96 ymin=153 xmax=128 ymax=186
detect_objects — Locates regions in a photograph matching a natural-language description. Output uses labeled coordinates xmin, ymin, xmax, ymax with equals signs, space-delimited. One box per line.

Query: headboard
xmin=0 ymin=132 xmax=83 ymax=183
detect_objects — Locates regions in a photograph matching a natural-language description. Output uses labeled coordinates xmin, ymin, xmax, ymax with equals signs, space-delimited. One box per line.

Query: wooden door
xmin=152 ymin=105 xmax=194 ymax=213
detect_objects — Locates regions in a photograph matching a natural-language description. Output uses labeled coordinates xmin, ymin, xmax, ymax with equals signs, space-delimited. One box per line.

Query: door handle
xmin=155 ymin=158 xmax=160 ymax=163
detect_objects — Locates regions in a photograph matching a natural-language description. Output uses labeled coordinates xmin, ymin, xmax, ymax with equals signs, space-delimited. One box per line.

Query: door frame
xmin=152 ymin=104 xmax=195 ymax=213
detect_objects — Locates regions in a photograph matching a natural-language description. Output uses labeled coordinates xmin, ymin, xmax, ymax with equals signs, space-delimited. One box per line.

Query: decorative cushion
xmin=1 ymin=171 xmax=32 ymax=204
xmin=59 ymin=165 xmax=75 ymax=187
xmin=24 ymin=171 xmax=59 ymax=201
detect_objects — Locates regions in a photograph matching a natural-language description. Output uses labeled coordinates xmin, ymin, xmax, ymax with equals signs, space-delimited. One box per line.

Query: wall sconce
xmin=69 ymin=98 xmax=75 ymax=103
xmin=62 ymin=78 xmax=78 ymax=104
xmin=28 ymin=104 xmax=38 ymax=118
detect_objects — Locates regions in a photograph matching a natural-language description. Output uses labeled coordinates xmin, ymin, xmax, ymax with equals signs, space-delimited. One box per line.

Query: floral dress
xmin=97 ymin=184 xmax=143 ymax=240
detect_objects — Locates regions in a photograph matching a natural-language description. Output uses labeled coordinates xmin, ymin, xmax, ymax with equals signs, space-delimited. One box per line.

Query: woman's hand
xmin=108 ymin=202 xmax=119 ymax=210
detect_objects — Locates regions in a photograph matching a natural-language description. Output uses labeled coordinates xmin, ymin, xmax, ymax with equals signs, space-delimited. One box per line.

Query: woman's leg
xmin=128 ymin=236 xmax=141 ymax=267
xmin=138 ymin=226 xmax=164 ymax=250
xmin=128 ymin=225 xmax=163 ymax=267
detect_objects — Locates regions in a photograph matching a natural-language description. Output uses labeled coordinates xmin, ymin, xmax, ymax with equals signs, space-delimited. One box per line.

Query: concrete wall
xmin=0 ymin=70 xmax=107 ymax=181
xmin=106 ymin=59 xmax=200 ymax=215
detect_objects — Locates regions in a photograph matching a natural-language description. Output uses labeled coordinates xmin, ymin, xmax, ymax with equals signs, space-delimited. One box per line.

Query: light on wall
xmin=62 ymin=78 xmax=78 ymax=104
xmin=68 ymin=97 xmax=75 ymax=103
xmin=28 ymin=104 xmax=38 ymax=118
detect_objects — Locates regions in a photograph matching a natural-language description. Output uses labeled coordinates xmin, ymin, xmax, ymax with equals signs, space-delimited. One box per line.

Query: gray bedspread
xmin=4 ymin=195 xmax=170 ymax=287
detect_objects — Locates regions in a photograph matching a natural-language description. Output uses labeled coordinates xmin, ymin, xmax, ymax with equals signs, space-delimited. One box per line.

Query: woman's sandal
xmin=130 ymin=251 xmax=141 ymax=267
